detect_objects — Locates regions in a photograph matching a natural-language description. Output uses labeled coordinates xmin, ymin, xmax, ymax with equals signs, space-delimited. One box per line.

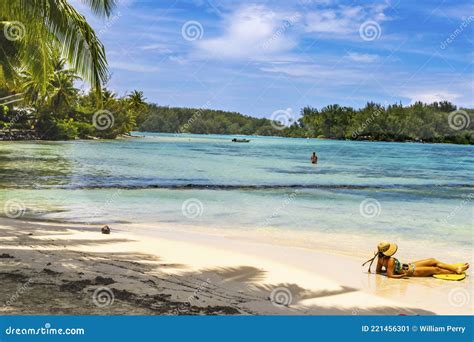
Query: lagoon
xmin=1 ymin=133 xmax=472 ymax=259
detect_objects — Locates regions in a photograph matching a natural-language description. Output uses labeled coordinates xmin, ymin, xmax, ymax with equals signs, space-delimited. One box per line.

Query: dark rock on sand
xmin=42 ymin=268 xmax=60 ymax=275
xmin=95 ymin=276 xmax=115 ymax=285
xmin=0 ymin=253 xmax=14 ymax=258
xmin=59 ymin=276 xmax=116 ymax=292
xmin=59 ymin=279 xmax=93 ymax=292
xmin=0 ymin=272 xmax=28 ymax=282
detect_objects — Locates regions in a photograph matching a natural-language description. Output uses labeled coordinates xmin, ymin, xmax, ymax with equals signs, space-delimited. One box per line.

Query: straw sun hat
xmin=376 ymin=241 xmax=398 ymax=256
xmin=363 ymin=241 xmax=399 ymax=273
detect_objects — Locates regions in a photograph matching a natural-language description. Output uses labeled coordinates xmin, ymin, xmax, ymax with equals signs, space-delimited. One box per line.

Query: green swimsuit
xmin=393 ymin=258 xmax=416 ymax=275
xmin=394 ymin=258 xmax=402 ymax=274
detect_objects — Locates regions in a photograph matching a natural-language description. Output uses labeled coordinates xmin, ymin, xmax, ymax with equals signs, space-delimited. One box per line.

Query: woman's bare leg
xmin=456 ymin=263 xmax=470 ymax=274
xmin=412 ymin=259 xmax=469 ymax=274
xmin=412 ymin=266 xmax=455 ymax=277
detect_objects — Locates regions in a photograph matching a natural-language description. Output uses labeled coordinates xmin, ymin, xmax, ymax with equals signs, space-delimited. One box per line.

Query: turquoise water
xmin=0 ymin=133 xmax=472 ymax=254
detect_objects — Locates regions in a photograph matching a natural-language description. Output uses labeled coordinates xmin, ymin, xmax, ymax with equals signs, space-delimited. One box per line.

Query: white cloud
xmin=430 ymin=3 xmax=474 ymax=19
xmin=300 ymin=0 xmax=334 ymax=6
xmin=260 ymin=63 xmax=366 ymax=85
xmin=109 ymin=61 xmax=160 ymax=73
xmin=196 ymin=5 xmax=300 ymax=60
xmin=305 ymin=9 xmax=353 ymax=34
xmin=304 ymin=3 xmax=389 ymax=37
xmin=407 ymin=91 xmax=462 ymax=104
xmin=347 ymin=52 xmax=380 ymax=62
xmin=141 ymin=43 xmax=172 ymax=53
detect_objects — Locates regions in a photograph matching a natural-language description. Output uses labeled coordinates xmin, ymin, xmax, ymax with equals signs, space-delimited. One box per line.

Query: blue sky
xmin=72 ymin=0 xmax=473 ymax=119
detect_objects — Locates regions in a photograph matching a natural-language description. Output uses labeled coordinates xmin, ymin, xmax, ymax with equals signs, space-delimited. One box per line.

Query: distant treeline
xmin=139 ymin=101 xmax=473 ymax=144
xmin=1 ymin=2 xmax=471 ymax=144
xmin=139 ymin=105 xmax=280 ymax=136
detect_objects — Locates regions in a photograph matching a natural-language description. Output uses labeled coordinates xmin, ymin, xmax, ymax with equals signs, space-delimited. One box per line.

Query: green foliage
xmin=137 ymin=101 xmax=472 ymax=144
xmin=285 ymin=102 xmax=473 ymax=144
xmin=1 ymin=67 xmax=472 ymax=144
xmin=74 ymin=121 xmax=95 ymax=139
xmin=0 ymin=53 xmax=139 ymax=140
xmin=56 ymin=118 xmax=78 ymax=140
xmin=139 ymin=105 xmax=282 ymax=136
xmin=0 ymin=0 xmax=115 ymax=96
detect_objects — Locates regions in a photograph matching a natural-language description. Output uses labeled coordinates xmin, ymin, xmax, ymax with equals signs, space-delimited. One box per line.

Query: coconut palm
xmin=127 ymin=90 xmax=146 ymax=109
xmin=48 ymin=58 xmax=81 ymax=112
xmin=0 ymin=0 xmax=116 ymax=95
xmin=101 ymin=88 xmax=117 ymax=107
xmin=127 ymin=90 xmax=148 ymax=127
xmin=20 ymin=56 xmax=80 ymax=110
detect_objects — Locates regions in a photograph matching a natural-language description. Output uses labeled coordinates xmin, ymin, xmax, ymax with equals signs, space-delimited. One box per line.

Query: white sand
xmin=0 ymin=217 xmax=471 ymax=315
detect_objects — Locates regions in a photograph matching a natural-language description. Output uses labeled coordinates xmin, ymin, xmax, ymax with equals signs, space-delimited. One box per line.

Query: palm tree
xmin=101 ymin=88 xmax=117 ymax=107
xmin=127 ymin=90 xmax=146 ymax=109
xmin=20 ymin=56 xmax=80 ymax=111
xmin=48 ymin=58 xmax=81 ymax=112
xmin=127 ymin=90 xmax=147 ymax=127
xmin=0 ymin=0 xmax=116 ymax=95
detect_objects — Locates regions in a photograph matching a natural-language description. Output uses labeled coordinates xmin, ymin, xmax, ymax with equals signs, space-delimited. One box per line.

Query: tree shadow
xmin=0 ymin=218 xmax=435 ymax=316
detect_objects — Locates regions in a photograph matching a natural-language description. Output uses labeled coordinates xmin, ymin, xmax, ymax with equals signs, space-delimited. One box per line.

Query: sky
xmin=71 ymin=0 xmax=474 ymax=119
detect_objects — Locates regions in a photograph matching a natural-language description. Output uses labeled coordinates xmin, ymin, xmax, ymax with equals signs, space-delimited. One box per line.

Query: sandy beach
xmin=0 ymin=217 xmax=471 ymax=316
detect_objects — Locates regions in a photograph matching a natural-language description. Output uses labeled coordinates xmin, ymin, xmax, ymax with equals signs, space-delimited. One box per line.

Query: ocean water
xmin=0 ymin=133 xmax=472 ymax=258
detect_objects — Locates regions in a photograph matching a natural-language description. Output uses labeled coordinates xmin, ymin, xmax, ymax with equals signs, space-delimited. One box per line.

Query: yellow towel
xmin=433 ymin=263 xmax=466 ymax=281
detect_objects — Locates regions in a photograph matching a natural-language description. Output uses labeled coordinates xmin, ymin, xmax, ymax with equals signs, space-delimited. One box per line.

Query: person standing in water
xmin=311 ymin=152 xmax=318 ymax=164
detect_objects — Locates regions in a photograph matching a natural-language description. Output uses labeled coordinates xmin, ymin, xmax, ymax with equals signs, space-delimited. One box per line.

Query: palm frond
xmin=80 ymin=0 xmax=116 ymax=17
xmin=0 ymin=0 xmax=115 ymax=95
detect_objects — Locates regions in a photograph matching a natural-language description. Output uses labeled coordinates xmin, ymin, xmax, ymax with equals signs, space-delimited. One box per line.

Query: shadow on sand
xmin=0 ymin=217 xmax=435 ymax=315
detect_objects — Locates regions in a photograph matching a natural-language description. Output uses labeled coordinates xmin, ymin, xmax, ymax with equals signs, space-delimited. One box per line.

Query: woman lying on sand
xmin=363 ymin=242 xmax=469 ymax=278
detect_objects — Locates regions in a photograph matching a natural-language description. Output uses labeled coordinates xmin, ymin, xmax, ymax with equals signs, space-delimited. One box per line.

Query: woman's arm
xmin=375 ymin=256 xmax=383 ymax=274
xmin=386 ymin=258 xmax=407 ymax=279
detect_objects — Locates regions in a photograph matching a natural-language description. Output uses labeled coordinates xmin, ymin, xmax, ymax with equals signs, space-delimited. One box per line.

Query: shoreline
xmin=1 ymin=131 xmax=473 ymax=145
xmin=0 ymin=217 xmax=471 ymax=315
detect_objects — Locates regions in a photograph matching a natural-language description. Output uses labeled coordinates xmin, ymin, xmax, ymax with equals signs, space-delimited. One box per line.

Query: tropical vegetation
xmin=0 ymin=1 xmax=472 ymax=143
xmin=139 ymin=105 xmax=280 ymax=136
xmin=139 ymin=102 xmax=473 ymax=144
xmin=283 ymin=102 xmax=473 ymax=144
xmin=0 ymin=0 xmax=136 ymax=140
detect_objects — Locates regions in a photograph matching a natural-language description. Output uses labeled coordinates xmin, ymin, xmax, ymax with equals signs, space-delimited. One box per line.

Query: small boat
xmin=232 ymin=138 xmax=250 ymax=143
